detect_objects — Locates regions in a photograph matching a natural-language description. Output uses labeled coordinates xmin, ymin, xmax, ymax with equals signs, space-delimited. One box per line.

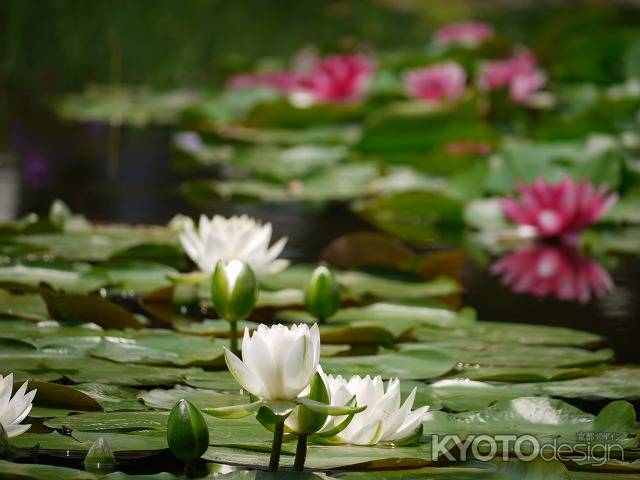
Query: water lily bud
xmin=84 ymin=436 xmax=116 ymax=475
xmin=305 ymin=265 xmax=340 ymax=320
xmin=212 ymin=260 xmax=258 ymax=322
xmin=286 ymin=371 xmax=330 ymax=435
xmin=167 ymin=399 xmax=210 ymax=461
xmin=49 ymin=199 xmax=72 ymax=229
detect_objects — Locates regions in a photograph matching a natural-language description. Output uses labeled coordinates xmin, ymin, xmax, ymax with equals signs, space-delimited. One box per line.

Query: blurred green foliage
xmin=3 ymin=0 xmax=640 ymax=92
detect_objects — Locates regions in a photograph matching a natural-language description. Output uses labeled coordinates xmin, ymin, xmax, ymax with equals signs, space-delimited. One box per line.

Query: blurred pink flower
xmin=491 ymin=244 xmax=614 ymax=304
xmin=434 ymin=21 xmax=494 ymax=47
xmin=477 ymin=49 xmax=546 ymax=102
xmin=500 ymin=178 xmax=618 ymax=240
xmin=296 ymin=54 xmax=374 ymax=102
xmin=405 ymin=62 xmax=466 ymax=102
xmin=227 ymin=71 xmax=301 ymax=93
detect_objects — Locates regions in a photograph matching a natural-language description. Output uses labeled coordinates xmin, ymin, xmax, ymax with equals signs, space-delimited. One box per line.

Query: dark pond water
xmin=3 ymin=95 xmax=640 ymax=369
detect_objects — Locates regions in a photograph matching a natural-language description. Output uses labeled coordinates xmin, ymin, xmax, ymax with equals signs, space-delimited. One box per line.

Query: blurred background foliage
xmin=3 ymin=0 xmax=640 ymax=93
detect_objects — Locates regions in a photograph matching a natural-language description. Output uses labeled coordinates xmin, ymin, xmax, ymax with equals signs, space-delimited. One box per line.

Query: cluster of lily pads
xmin=0 ymin=202 xmax=638 ymax=478
xmin=55 ymin=18 xmax=640 ymax=247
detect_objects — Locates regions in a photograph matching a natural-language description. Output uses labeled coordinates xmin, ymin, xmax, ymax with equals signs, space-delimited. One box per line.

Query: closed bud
xmin=212 ymin=260 xmax=258 ymax=322
xmin=305 ymin=265 xmax=340 ymax=320
xmin=84 ymin=437 xmax=116 ymax=475
xmin=167 ymin=399 xmax=210 ymax=461
xmin=286 ymin=371 xmax=330 ymax=436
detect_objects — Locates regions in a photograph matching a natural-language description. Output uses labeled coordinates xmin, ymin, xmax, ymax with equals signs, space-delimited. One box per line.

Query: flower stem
xmin=229 ymin=321 xmax=238 ymax=356
xmin=268 ymin=421 xmax=285 ymax=472
xmin=293 ymin=434 xmax=308 ymax=471
xmin=184 ymin=460 xmax=195 ymax=478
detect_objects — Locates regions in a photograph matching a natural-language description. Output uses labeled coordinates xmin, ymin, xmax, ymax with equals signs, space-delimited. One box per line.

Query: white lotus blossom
xmin=224 ymin=324 xmax=321 ymax=401
xmin=0 ymin=374 xmax=36 ymax=438
xmin=324 ymin=374 xmax=429 ymax=445
xmin=179 ymin=214 xmax=289 ymax=275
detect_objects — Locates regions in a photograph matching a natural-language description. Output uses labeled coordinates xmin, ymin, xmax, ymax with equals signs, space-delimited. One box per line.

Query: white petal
xmin=1 ymin=382 xmax=28 ymax=425
xmin=0 ymin=374 xmax=13 ymax=416
xmin=387 ymin=405 xmax=430 ymax=441
xmin=241 ymin=329 xmax=279 ymax=400
xmin=12 ymin=388 xmax=36 ymax=426
xmin=349 ymin=419 xmax=384 ymax=446
xmin=282 ymin=333 xmax=315 ymax=399
xmin=223 ymin=348 xmax=266 ymax=398
xmin=4 ymin=423 xmax=31 ymax=438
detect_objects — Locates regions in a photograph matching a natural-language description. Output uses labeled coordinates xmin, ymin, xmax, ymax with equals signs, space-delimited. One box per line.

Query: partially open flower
xmin=499 ymin=178 xmax=618 ymax=240
xmin=434 ymin=21 xmax=494 ymax=48
xmin=491 ymin=243 xmax=614 ymax=304
xmin=305 ymin=265 xmax=341 ymax=320
xmin=0 ymin=374 xmax=36 ymax=438
xmin=323 ymin=374 xmax=428 ymax=445
xmin=179 ymin=214 xmax=289 ymax=275
xmin=224 ymin=324 xmax=321 ymax=401
xmin=295 ymin=54 xmax=374 ymax=103
xmin=212 ymin=260 xmax=258 ymax=322
xmin=405 ymin=62 xmax=466 ymax=103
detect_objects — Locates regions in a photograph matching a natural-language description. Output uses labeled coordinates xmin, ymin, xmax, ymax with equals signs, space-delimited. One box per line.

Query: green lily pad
xmin=45 ymin=411 xmax=170 ymax=431
xmin=335 ymin=458 xmax=571 ymax=479
xmin=0 ymin=290 xmax=51 ymax=322
xmin=422 ymin=398 xmax=637 ymax=451
xmin=419 ymin=379 xmax=539 ymax=412
xmin=413 ymin=321 xmax=602 ymax=347
xmin=262 ymin=265 xmax=459 ymax=302
xmin=0 ymin=459 xmax=97 ymax=479
xmin=88 ymin=331 xmax=225 ymax=367
xmin=93 ymin=261 xmax=177 ymax=294
xmin=0 ymin=261 xmax=107 ymax=294
xmin=452 ymin=364 xmax=597 ymax=383
xmin=139 ymin=386 xmax=247 ymax=410
xmin=74 ymin=383 xmax=146 ymax=412
xmin=402 ymin=343 xmax=614 ymax=368
xmin=313 ymin=302 xmax=475 ymax=330
xmin=203 ymin=443 xmax=434 ymax=470
xmin=521 ymin=366 xmax=640 ymax=399
xmin=353 ymin=190 xmax=464 ymax=244
xmin=174 ymin=320 xmax=259 ymax=337
xmin=322 ymin=349 xmax=457 ymax=380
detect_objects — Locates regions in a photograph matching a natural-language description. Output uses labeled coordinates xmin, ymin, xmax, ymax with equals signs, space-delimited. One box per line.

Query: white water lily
xmin=224 ymin=324 xmax=321 ymax=401
xmin=324 ymin=374 xmax=429 ymax=445
xmin=179 ymin=214 xmax=289 ymax=275
xmin=0 ymin=374 xmax=36 ymax=438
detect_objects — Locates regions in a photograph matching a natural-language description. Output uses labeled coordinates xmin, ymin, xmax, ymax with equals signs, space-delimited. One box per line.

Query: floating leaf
xmin=322 ymin=349 xmax=456 ymax=380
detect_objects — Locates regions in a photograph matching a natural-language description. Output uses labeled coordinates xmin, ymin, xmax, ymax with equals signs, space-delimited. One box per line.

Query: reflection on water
xmin=491 ymin=243 xmax=614 ymax=304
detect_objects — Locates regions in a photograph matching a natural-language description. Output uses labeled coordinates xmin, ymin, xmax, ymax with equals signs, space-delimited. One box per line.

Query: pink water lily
xmin=405 ymin=62 xmax=466 ymax=102
xmin=296 ymin=54 xmax=374 ymax=103
xmin=500 ymin=178 xmax=618 ymax=240
xmin=491 ymin=244 xmax=614 ymax=304
xmin=477 ymin=49 xmax=546 ymax=103
xmin=434 ymin=21 xmax=494 ymax=47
